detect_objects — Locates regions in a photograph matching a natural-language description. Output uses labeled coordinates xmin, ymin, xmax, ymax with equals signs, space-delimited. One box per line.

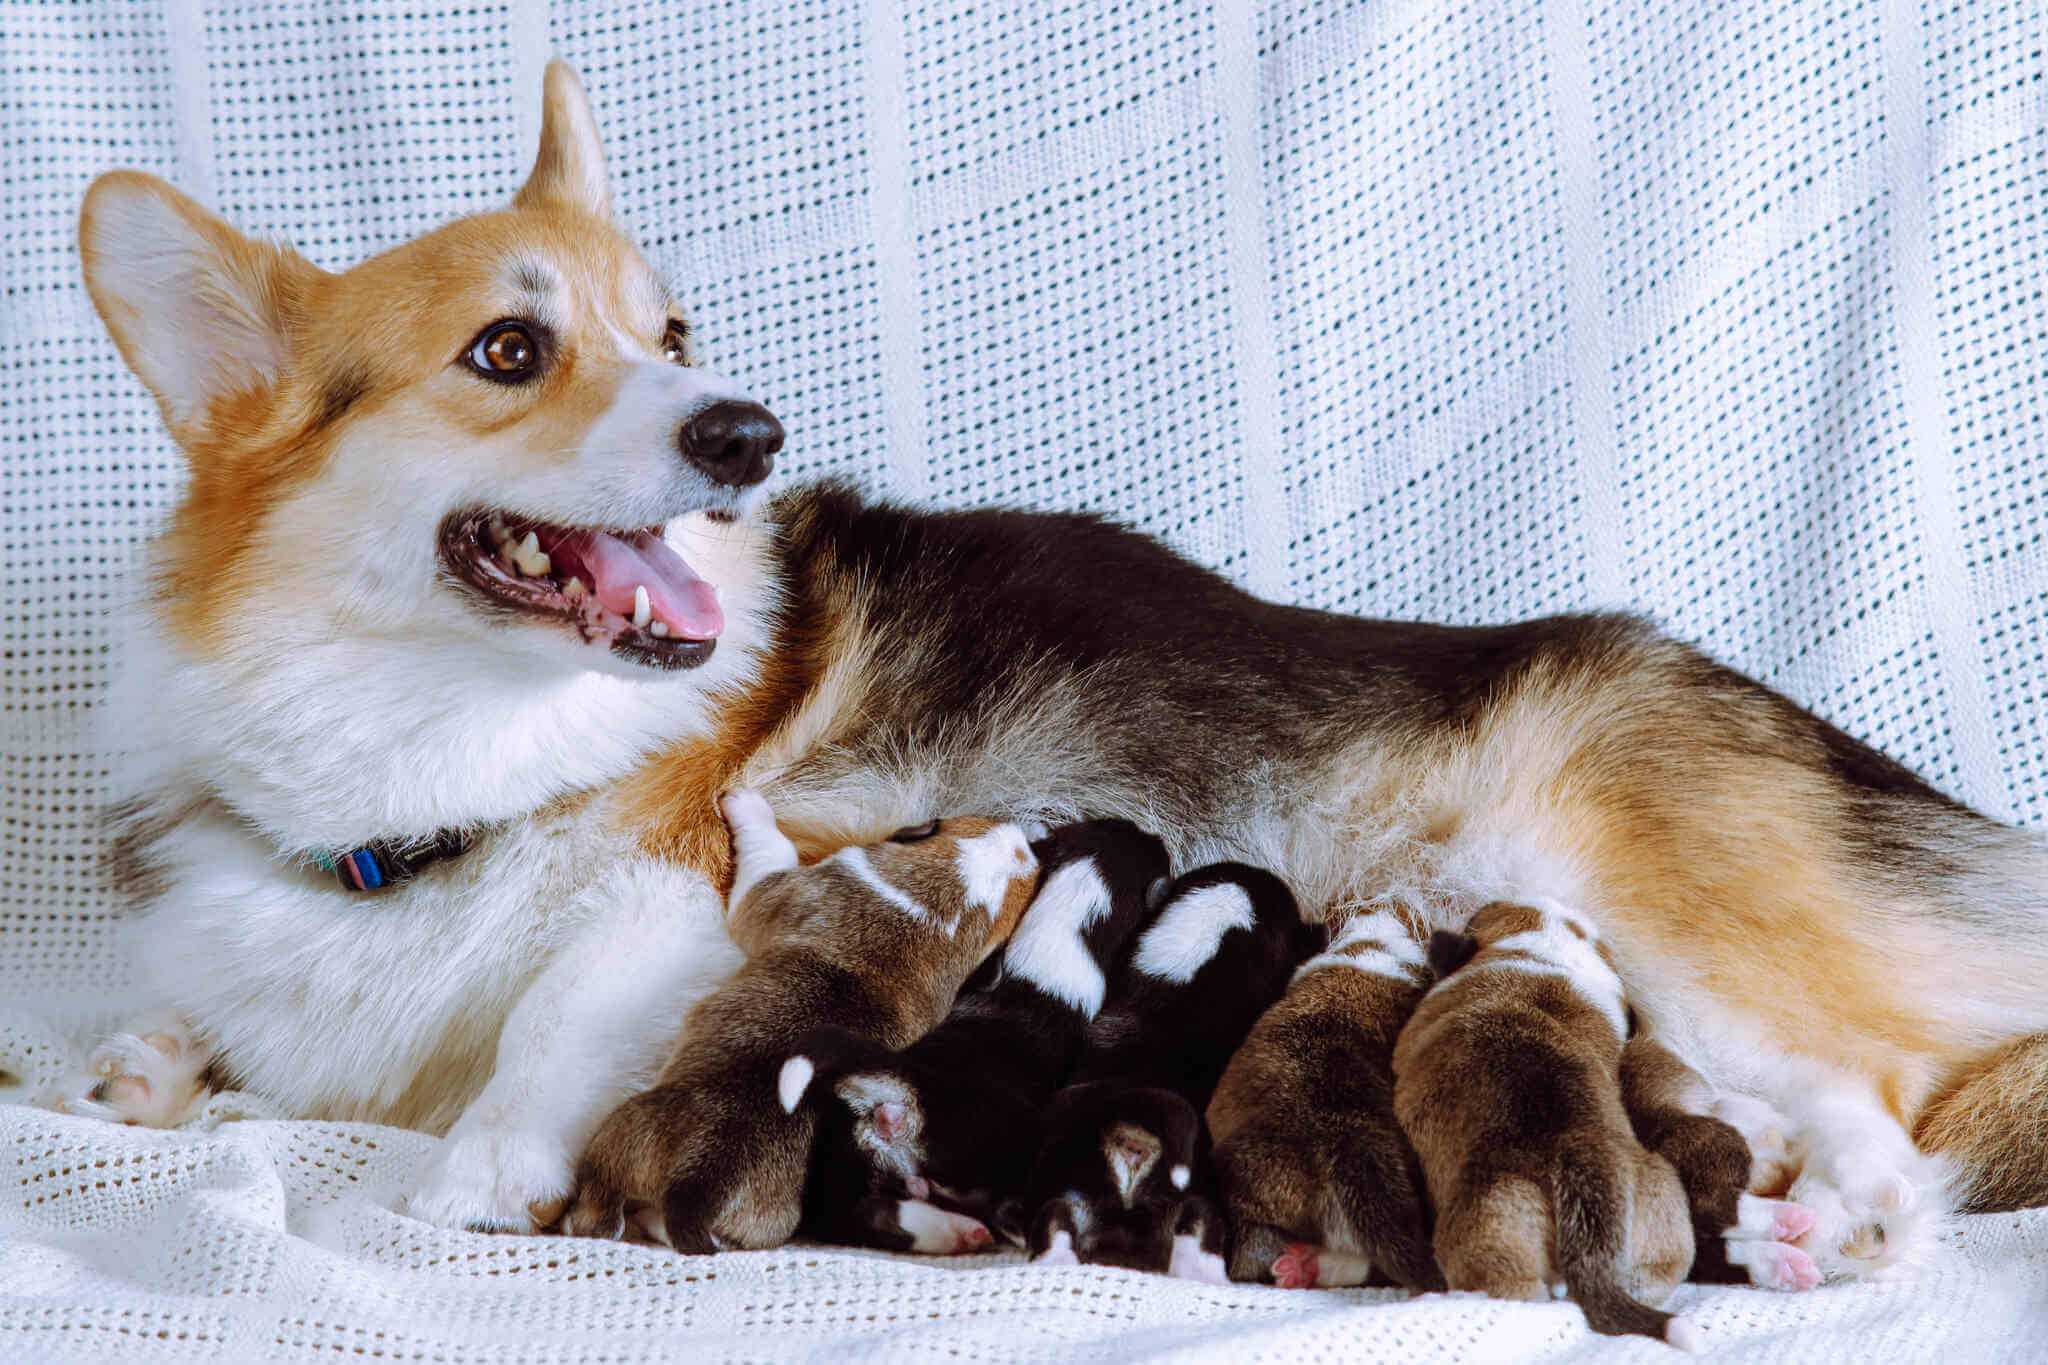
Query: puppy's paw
xmin=1168 ymin=1233 xmax=1229 ymax=1285
xmin=719 ymin=788 xmax=776 ymax=831
xmin=49 ymin=1014 xmax=213 ymax=1129
xmin=408 ymin=1125 xmax=573 ymax=1234
xmin=1710 ymin=1093 xmax=1797 ymax=1195
xmin=1723 ymin=1237 xmax=1822 ymax=1292
xmin=1272 ymin=1243 xmax=1322 ymax=1289
xmin=1730 ymin=1193 xmax=1815 ymax=1244
xmin=898 ymin=1200 xmax=992 ymax=1254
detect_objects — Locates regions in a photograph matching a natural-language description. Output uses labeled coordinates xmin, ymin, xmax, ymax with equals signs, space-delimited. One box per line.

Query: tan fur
xmin=1394 ymin=903 xmax=1691 ymax=1333
xmin=565 ymin=818 xmax=1036 ymax=1248
xmin=1296 ymin=641 xmax=1995 ymax=1136
xmin=1207 ymin=902 xmax=1441 ymax=1288
xmin=1915 ymin=1032 xmax=2048 ymax=1212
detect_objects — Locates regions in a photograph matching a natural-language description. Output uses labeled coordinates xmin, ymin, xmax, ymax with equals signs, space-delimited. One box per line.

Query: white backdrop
xmin=2 ymin=1 xmax=2044 ymax=1359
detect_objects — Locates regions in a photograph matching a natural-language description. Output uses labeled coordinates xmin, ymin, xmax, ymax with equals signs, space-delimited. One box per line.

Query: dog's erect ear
xmin=515 ymin=60 xmax=610 ymax=219
xmin=1426 ymin=929 xmax=1480 ymax=979
xmin=79 ymin=171 xmax=317 ymax=443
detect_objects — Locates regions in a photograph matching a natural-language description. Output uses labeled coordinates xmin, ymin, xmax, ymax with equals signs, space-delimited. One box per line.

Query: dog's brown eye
xmin=661 ymin=319 xmax=690 ymax=366
xmin=466 ymin=322 xmax=540 ymax=381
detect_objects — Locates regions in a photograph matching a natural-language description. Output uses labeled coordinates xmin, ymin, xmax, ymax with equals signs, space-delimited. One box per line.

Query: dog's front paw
xmin=408 ymin=1125 xmax=574 ymax=1234
xmin=48 ymin=1013 xmax=213 ymax=1128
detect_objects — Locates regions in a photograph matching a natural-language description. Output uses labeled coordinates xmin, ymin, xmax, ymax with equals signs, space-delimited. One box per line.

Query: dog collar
xmin=310 ymin=829 xmax=475 ymax=892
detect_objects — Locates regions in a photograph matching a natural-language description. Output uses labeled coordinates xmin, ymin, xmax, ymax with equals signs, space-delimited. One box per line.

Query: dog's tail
xmin=776 ymin=1026 xmax=893 ymax=1114
xmin=1552 ymin=1139 xmax=1697 ymax=1350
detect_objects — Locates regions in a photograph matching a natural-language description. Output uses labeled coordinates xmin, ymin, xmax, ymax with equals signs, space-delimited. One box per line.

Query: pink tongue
xmin=573 ymin=529 xmax=723 ymax=640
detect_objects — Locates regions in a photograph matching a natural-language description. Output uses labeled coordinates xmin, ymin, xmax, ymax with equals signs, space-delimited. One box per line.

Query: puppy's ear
xmin=1427 ymin=929 xmax=1479 ymax=979
xmin=79 ymin=172 xmax=318 ymax=444
xmin=515 ymin=60 xmax=610 ymax=218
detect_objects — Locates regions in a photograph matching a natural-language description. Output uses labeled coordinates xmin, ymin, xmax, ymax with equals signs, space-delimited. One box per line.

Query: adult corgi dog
xmin=68 ymin=63 xmax=2048 ymax=1265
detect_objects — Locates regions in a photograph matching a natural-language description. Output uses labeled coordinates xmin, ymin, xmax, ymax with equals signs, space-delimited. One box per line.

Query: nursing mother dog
xmin=62 ymin=62 xmax=2048 ymax=1275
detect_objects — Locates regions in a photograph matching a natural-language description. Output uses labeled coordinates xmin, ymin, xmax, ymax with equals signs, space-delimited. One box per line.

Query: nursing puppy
xmin=1023 ymin=1083 xmax=1208 ymax=1274
xmin=781 ymin=819 xmax=1170 ymax=1252
xmin=1207 ymin=902 xmax=1442 ymax=1290
xmin=559 ymin=791 xmax=1036 ymax=1250
xmin=1621 ymin=1035 xmax=1821 ymax=1292
xmin=71 ymin=59 xmax=2048 ymax=1258
xmin=1022 ymin=865 xmax=1323 ymax=1277
xmin=1394 ymin=901 xmax=1696 ymax=1347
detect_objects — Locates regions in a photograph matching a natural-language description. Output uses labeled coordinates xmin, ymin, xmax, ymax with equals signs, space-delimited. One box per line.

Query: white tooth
xmin=632 ymin=585 xmax=652 ymax=630
xmin=519 ymin=531 xmax=539 ymax=557
xmin=649 ymin=621 xmax=670 ymax=638
xmin=564 ymin=577 xmax=586 ymax=598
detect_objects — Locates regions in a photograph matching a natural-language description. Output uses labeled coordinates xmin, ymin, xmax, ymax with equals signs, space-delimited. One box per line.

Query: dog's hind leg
xmin=1915 ymin=1032 xmax=2048 ymax=1214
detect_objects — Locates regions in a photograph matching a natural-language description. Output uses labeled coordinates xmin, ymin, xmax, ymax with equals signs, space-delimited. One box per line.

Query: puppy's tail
xmin=777 ymin=1026 xmax=893 ymax=1114
xmin=1553 ymin=1141 xmax=1696 ymax=1350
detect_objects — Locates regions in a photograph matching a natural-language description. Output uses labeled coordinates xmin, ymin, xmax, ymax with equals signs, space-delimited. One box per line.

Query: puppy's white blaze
xmin=1131 ymin=882 xmax=1255 ymax=983
xmin=828 ymin=845 xmax=932 ymax=924
xmin=1169 ymin=1164 xmax=1190 ymax=1190
xmin=955 ymin=823 xmax=1035 ymax=919
xmin=777 ymin=1056 xmax=815 ymax=1114
xmin=1001 ymin=858 xmax=1111 ymax=1013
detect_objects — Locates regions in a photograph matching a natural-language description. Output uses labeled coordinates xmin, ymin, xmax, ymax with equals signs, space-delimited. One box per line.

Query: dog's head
xmin=80 ymin=63 xmax=774 ymax=681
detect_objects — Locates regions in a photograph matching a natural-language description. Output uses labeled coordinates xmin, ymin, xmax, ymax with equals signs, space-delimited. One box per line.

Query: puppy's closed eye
xmin=888 ymin=820 xmax=942 ymax=843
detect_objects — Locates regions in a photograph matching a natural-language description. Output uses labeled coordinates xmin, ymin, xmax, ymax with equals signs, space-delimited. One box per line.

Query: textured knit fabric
xmin=2 ymin=0 xmax=2043 ymax=1359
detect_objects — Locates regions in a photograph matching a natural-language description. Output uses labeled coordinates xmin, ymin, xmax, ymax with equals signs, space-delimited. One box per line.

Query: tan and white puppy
xmin=1207 ymin=902 xmax=1441 ymax=1290
xmin=1394 ymin=901 xmax=1696 ymax=1347
xmin=561 ymin=791 xmax=1037 ymax=1250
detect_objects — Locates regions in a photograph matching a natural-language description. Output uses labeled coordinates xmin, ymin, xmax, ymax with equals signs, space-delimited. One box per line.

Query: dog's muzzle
xmin=681 ymin=400 xmax=783 ymax=487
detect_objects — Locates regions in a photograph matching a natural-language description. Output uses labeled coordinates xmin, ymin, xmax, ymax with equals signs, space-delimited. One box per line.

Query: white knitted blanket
xmin=3 ymin=0 xmax=2043 ymax=1359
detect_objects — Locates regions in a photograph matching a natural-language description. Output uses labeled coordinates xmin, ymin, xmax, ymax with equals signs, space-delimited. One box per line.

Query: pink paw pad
xmin=1770 ymin=1203 xmax=1816 ymax=1242
xmin=1272 ymin=1243 xmax=1321 ymax=1289
xmin=1747 ymin=1241 xmax=1822 ymax=1292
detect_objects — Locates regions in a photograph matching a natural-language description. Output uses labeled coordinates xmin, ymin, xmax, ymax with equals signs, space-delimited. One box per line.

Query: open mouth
xmin=439 ymin=509 xmax=725 ymax=670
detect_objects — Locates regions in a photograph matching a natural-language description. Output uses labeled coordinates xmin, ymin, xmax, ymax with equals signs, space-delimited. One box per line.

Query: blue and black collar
xmin=311 ymin=828 xmax=475 ymax=892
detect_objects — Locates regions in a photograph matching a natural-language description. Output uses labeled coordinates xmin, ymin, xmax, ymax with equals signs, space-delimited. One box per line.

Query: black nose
xmin=679 ymin=400 xmax=782 ymax=487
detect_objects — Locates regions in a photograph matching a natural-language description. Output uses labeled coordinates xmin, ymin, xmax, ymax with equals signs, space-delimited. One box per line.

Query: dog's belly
xmin=133 ymin=798 xmax=625 ymax=1132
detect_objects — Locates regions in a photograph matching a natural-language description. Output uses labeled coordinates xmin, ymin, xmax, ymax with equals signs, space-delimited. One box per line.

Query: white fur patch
xmin=828 ymin=845 xmax=934 ymax=925
xmin=1167 ymin=1234 xmax=1229 ymax=1285
xmin=1476 ymin=913 xmax=1627 ymax=1039
xmin=1132 ymin=882 xmax=1255 ymax=983
xmin=1001 ymin=858 xmax=1112 ymax=1014
xmin=777 ymin=1056 xmax=815 ymax=1114
xmin=896 ymin=1199 xmax=987 ymax=1253
xmin=954 ymin=824 xmax=1034 ymax=919
xmin=1295 ymin=906 xmax=1426 ymax=982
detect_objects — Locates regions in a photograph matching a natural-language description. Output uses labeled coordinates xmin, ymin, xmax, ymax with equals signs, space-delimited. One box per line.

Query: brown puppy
xmin=563 ymin=790 xmax=1038 ymax=1251
xmin=1207 ymin=901 xmax=1441 ymax=1290
xmin=1394 ymin=901 xmax=1696 ymax=1348
xmin=1621 ymin=1035 xmax=1821 ymax=1292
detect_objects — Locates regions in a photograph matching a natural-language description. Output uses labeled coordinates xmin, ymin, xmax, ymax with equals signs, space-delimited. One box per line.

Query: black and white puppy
xmin=782 ymin=818 xmax=1171 ymax=1252
xmin=1023 ymin=863 xmax=1325 ymax=1279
